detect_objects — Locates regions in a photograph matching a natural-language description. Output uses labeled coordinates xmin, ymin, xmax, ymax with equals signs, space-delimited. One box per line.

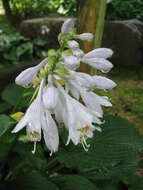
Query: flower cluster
xmin=12 ymin=19 xmax=116 ymax=155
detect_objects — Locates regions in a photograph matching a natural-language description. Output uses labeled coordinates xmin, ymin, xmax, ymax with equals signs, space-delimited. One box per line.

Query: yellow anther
xmin=78 ymin=124 xmax=89 ymax=133
xmin=27 ymin=131 xmax=40 ymax=138
xmin=58 ymin=79 xmax=66 ymax=86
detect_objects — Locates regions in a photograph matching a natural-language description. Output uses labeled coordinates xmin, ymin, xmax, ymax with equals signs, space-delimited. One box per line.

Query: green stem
xmin=94 ymin=0 xmax=107 ymax=48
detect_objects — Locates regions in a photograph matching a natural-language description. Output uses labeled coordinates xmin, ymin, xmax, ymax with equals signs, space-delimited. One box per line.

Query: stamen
xmin=83 ymin=136 xmax=90 ymax=148
xmin=32 ymin=141 xmax=37 ymax=154
xmin=58 ymin=79 xmax=66 ymax=86
xmin=50 ymin=151 xmax=53 ymax=157
xmin=81 ymin=141 xmax=88 ymax=152
xmin=66 ymin=136 xmax=71 ymax=146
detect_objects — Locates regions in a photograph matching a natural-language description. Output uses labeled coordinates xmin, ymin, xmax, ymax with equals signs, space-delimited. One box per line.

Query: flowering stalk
xmin=12 ymin=19 xmax=116 ymax=155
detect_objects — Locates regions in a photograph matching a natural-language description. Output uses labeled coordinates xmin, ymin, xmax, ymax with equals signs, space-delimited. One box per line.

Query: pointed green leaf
xmin=56 ymin=116 xmax=143 ymax=180
xmin=54 ymin=175 xmax=99 ymax=190
xmin=0 ymin=114 xmax=15 ymax=137
xmin=10 ymin=171 xmax=59 ymax=190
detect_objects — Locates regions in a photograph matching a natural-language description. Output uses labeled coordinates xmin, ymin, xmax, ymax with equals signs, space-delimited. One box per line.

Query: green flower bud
xmin=39 ymin=68 xmax=46 ymax=77
xmin=63 ymin=49 xmax=72 ymax=55
xmin=48 ymin=49 xmax=56 ymax=57
xmin=55 ymin=63 xmax=69 ymax=77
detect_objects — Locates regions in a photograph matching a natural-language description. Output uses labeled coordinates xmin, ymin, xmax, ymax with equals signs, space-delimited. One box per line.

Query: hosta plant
xmin=0 ymin=19 xmax=143 ymax=190
xmin=12 ymin=19 xmax=116 ymax=155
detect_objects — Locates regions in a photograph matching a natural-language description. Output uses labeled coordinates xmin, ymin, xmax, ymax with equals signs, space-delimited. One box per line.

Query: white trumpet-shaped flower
xmin=54 ymin=99 xmax=64 ymax=123
xmin=67 ymin=40 xmax=79 ymax=49
xmin=84 ymin=48 xmax=113 ymax=59
xmin=75 ymin=33 xmax=94 ymax=42
xmin=72 ymin=48 xmax=84 ymax=59
xmin=80 ymin=90 xmax=112 ymax=117
xmin=57 ymin=83 xmax=101 ymax=151
xmin=69 ymin=71 xmax=116 ymax=91
xmin=93 ymin=75 xmax=117 ymax=90
xmin=82 ymin=57 xmax=113 ymax=73
xmin=69 ymin=70 xmax=96 ymax=90
xmin=41 ymin=109 xmax=59 ymax=156
xmin=12 ymin=78 xmax=59 ymax=154
xmin=61 ymin=19 xmax=74 ymax=34
xmin=12 ymin=78 xmax=45 ymax=153
xmin=43 ymin=86 xmax=59 ymax=111
xmin=43 ymin=75 xmax=59 ymax=111
xmin=66 ymin=82 xmax=80 ymax=100
xmin=15 ymin=58 xmax=48 ymax=87
xmin=61 ymin=54 xmax=80 ymax=70
xmin=68 ymin=81 xmax=103 ymax=119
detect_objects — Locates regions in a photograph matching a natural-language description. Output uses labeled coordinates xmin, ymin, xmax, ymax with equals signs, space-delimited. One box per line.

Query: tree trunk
xmin=2 ymin=0 xmax=14 ymax=24
xmin=78 ymin=0 xmax=107 ymax=73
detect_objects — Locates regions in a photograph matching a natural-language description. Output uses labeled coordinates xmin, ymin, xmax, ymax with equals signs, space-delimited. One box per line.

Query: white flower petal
xmin=62 ymin=54 xmax=80 ymax=70
xmin=42 ymin=110 xmax=59 ymax=153
xmin=81 ymin=91 xmax=112 ymax=116
xmin=75 ymin=33 xmax=93 ymax=42
xmin=12 ymin=114 xmax=28 ymax=133
xmin=97 ymin=95 xmax=112 ymax=107
xmin=72 ymin=48 xmax=84 ymax=59
xmin=54 ymin=100 xmax=64 ymax=123
xmin=67 ymin=40 xmax=79 ymax=49
xmin=15 ymin=58 xmax=48 ymax=87
xmin=66 ymin=82 xmax=80 ymax=100
xmin=61 ymin=19 xmax=74 ymax=34
xmin=43 ymin=85 xmax=59 ymax=110
xmin=15 ymin=67 xmax=39 ymax=87
xmin=83 ymin=57 xmax=113 ymax=73
xmin=57 ymin=83 xmax=101 ymax=147
xmin=12 ymin=78 xmax=45 ymax=138
xmin=69 ymin=71 xmax=95 ymax=89
xmin=93 ymin=76 xmax=117 ymax=90
xmin=84 ymin=48 xmax=113 ymax=59
xmin=81 ymin=91 xmax=103 ymax=117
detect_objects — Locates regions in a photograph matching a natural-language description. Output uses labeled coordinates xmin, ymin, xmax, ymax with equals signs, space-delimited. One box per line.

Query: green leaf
xmin=2 ymin=84 xmax=25 ymax=106
xmin=34 ymin=38 xmax=48 ymax=46
xmin=12 ymin=142 xmax=48 ymax=172
xmin=16 ymin=42 xmax=33 ymax=57
xmin=9 ymin=171 xmax=59 ymax=190
xmin=0 ymin=129 xmax=16 ymax=162
xmin=1 ymin=84 xmax=34 ymax=109
xmin=4 ymin=47 xmax=18 ymax=62
xmin=54 ymin=175 xmax=99 ymax=190
xmin=56 ymin=116 xmax=143 ymax=180
xmin=0 ymin=102 xmax=12 ymax=113
xmin=97 ymin=180 xmax=119 ymax=190
xmin=0 ymin=114 xmax=15 ymax=137
xmin=127 ymin=175 xmax=143 ymax=190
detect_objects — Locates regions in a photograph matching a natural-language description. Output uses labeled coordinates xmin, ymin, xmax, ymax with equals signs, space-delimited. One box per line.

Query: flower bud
xmin=67 ymin=40 xmax=79 ymax=49
xmin=61 ymin=19 xmax=74 ymax=34
xmin=75 ymin=33 xmax=94 ymax=42
xmin=43 ymin=85 xmax=59 ymax=110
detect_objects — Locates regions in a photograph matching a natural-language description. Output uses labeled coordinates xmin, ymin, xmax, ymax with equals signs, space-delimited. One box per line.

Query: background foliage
xmin=0 ymin=22 xmax=49 ymax=65
xmin=106 ymin=0 xmax=143 ymax=21
xmin=9 ymin=0 xmax=77 ymax=18
xmin=1 ymin=0 xmax=143 ymax=20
